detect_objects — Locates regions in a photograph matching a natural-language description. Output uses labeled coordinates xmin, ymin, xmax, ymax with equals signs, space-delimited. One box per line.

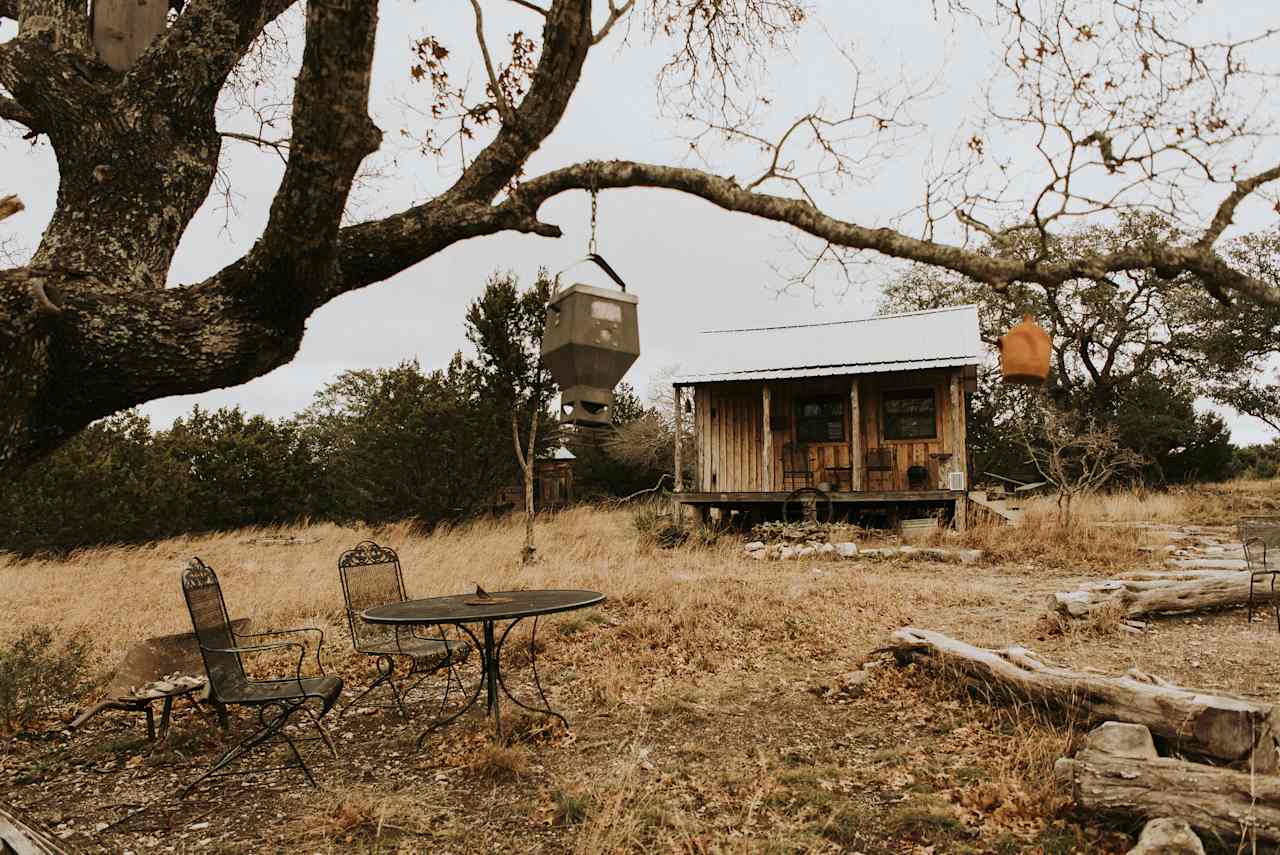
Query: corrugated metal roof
xmin=672 ymin=305 xmax=982 ymax=385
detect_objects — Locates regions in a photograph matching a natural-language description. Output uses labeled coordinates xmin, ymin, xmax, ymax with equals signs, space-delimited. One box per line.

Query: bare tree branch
xmin=446 ymin=0 xmax=593 ymax=203
xmin=229 ymin=0 xmax=381 ymax=306
xmin=468 ymin=0 xmax=516 ymax=124
xmin=1198 ymin=163 xmax=1280 ymax=250
xmin=219 ymin=130 xmax=290 ymax=162
xmin=505 ymin=0 xmax=548 ymax=14
xmin=130 ymin=0 xmax=297 ymax=112
xmin=0 ymin=92 xmax=37 ymax=131
xmin=507 ymin=160 xmax=1280 ymax=305
xmin=593 ymin=0 xmax=634 ymax=45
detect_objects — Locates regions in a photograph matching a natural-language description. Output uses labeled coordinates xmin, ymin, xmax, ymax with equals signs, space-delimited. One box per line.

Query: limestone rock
xmin=1126 ymin=818 xmax=1205 ymax=855
xmin=1084 ymin=722 xmax=1159 ymax=760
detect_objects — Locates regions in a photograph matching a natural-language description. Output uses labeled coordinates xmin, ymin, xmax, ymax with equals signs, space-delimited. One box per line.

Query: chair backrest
xmin=1242 ymin=521 xmax=1280 ymax=570
xmin=866 ymin=447 xmax=894 ymax=471
xmin=1240 ymin=517 xmax=1280 ymax=548
xmin=181 ymin=558 xmax=248 ymax=700
xmin=338 ymin=541 xmax=407 ymax=651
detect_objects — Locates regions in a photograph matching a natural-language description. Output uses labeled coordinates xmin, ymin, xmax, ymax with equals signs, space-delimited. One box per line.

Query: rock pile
xmin=742 ymin=540 xmax=982 ymax=564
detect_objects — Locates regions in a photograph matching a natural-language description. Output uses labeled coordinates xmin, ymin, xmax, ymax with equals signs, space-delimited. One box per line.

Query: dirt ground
xmin=1 ymin=507 xmax=1275 ymax=854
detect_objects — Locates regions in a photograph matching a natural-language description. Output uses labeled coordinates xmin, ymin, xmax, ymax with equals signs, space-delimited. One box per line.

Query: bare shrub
xmin=0 ymin=625 xmax=96 ymax=732
xmin=1019 ymin=405 xmax=1146 ymax=527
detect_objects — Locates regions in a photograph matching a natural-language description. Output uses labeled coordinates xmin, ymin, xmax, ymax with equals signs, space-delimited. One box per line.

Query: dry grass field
xmin=2 ymin=482 xmax=1279 ymax=853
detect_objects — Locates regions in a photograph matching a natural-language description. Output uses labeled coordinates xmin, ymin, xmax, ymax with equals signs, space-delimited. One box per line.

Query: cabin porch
xmin=675 ymin=490 xmax=968 ymax=530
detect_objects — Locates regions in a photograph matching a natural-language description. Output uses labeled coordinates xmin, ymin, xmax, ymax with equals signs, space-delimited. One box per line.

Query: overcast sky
xmin=3 ymin=1 xmax=1277 ymax=444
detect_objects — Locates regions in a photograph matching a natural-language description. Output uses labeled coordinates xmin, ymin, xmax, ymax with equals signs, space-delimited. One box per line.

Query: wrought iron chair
xmin=180 ymin=558 xmax=341 ymax=797
xmin=865 ymin=447 xmax=896 ymax=490
xmin=338 ymin=541 xmax=470 ymax=719
xmin=1240 ymin=518 xmax=1280 ymax=631
xmin=781 ymin=443 xmax=813 ymax=489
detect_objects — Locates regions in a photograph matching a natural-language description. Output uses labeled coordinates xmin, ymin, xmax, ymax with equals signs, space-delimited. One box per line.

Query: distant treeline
xmin=0 ymin=268 xmax=672 ymax=556
xmin=0 ymin=364 xmax=664 ymax=556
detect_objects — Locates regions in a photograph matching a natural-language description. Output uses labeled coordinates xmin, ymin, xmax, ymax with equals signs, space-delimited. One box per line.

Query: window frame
xmin=881 ymin=387 xmax=939 ymax=441
xmin=794 ymin=396 xmax=846 ymax=444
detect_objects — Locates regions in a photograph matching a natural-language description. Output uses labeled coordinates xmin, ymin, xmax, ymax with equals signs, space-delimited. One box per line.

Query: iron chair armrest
xmin=234 ymin=626 xmax=326 ymax=675
xmin=203 ymin=640 xmax=309 ymax=698
xmin=395 ymin=623 xmax=456 ymax=657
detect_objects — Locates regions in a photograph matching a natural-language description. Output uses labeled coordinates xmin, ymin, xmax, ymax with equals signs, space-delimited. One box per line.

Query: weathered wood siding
xmin=691 ymin=369 xmax=966 ymax=493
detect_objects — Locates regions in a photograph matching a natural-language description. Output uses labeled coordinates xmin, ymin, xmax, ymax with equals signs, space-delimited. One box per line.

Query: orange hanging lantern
xmin=998 ymin=314 xmax=1051 ymax=385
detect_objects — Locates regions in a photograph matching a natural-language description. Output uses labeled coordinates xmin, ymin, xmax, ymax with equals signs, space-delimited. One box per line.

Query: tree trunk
xmin=1052 ymin=573 xmax=1254 ymax=620
xmin=888 ymin=627 xmax=1280 ymax=770
xmin=1056 ymin=724 xmax=1280 ymax=845
xmin=512 ymin=406 xmax=537 ymax=565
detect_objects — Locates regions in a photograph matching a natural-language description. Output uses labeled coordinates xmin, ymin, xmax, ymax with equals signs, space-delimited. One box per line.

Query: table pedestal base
xmin=417 ymin=615 xmax=566 ymax=746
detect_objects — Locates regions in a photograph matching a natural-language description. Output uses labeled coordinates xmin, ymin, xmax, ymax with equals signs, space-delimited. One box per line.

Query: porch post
xmin=761 ymin=383 xmax=772 ymax=491
xmin=948 ymin=372 xmax=965 ymax=489
xmin=849 ymin=376 xmax=864 ymax=491
xmin=673 ymin=385 xmax=684 ymax=493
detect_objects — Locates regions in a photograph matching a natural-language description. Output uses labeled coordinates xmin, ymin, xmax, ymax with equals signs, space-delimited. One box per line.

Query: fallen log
xmin=1057 ymin=723 xmax=1280 ymax=845
xmin=888 ymin=627 xmax=1280 ymax=771
xmin=1052 ymin=573 xmax=1252 ymax=620
xmin=0 ymin=799 xmax=71 ymax=854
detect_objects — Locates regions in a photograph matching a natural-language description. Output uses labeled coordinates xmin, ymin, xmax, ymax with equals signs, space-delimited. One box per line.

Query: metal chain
xmin=588 ymin=187 xmax=598 ymax=255
xmin=588 ymin=163 xmax=599 ymax=254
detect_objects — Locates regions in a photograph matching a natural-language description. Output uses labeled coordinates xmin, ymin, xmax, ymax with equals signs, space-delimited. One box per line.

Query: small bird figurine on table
xmin=474 ymin=583 xmax=493 ymax=601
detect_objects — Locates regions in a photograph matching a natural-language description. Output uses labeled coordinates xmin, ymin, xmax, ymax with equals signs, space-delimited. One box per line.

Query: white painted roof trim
xmin=675 ymin=356 xmax=979 ymax=385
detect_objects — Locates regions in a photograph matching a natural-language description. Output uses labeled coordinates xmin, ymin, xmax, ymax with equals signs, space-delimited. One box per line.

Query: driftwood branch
xmin=888 ymin=627 xmax=1280 ymax=770
xmin=606 ymin=473 xmax=672 ymax=505
xmin=1057 ymin=723 xmax=1280 ymax=845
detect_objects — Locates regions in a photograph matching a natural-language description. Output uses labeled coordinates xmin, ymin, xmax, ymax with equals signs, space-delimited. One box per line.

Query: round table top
xmin=361 ymin=589 xmax=606 ymax=625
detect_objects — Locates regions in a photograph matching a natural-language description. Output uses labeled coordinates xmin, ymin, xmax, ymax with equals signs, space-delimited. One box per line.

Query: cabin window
xmin=882 ymin=389 xmax=937 ymax=440
xmin=796 ymin=398 xmax=844 ymax=443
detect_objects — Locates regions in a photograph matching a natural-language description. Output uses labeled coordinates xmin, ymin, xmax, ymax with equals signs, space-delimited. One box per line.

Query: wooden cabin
xmin=672 ymin=305 xmax=982 ymax=527
xmin=493 ymin=447 xmax=576 ymax=513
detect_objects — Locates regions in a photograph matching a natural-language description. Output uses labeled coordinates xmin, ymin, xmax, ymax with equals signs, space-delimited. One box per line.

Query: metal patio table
xmin=361 ymin=589 xmax=605 ymax=744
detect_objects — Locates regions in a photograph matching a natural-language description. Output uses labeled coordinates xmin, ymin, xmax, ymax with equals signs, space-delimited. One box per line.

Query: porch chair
xmin=180 ymin=558 xmax=341 ymax=797
xmin=1240 ymin=517 xmax=1280 ymax=631
xmin=338 ymin=541 xmax=470 ymax=719
xmin=781 ymin=444 xmax=813 ymax=489
xmin=865 ymin=447 xmax=896 ymax=490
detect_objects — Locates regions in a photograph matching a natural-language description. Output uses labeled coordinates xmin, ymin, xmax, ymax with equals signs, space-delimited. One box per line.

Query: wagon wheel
xmin=784 ymin=487 xmax=833 ymax=524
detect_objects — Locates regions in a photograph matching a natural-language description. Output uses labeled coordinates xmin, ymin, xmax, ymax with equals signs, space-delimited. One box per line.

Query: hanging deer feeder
xmin=541 ymin=184 xmax=641 ymax=427
xmin=998 ymin=313 xmax=1051 ymax=385
xmin=540 ymin=255 xmax=640 ymax=427
xmin=91 ymin=0 xmax=170 ymax=72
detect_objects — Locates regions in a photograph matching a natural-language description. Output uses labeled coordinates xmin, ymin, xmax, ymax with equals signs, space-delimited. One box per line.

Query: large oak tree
xmin=1 ymin=0 xmax=1277 ymax=474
